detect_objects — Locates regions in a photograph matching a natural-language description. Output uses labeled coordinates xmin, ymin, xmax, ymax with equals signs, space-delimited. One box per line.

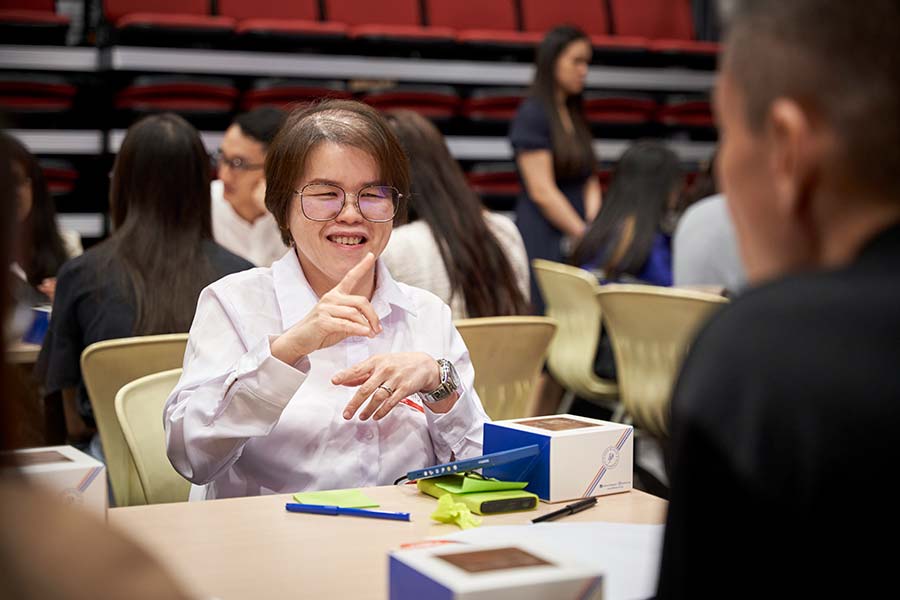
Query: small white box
xmin=483 ymin=415 xmax=633 ymax=503
xmin=9 ymin=445 xmax=107 ymax=518
xmin=389 ymin=543 xmax=604 ymax=600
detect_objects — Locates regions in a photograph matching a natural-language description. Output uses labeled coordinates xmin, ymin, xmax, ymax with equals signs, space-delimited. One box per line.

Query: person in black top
xmin=36 ymin=114 xmax=253 ymax=444
xmin=657 ymin=1 xmax=900 ymax=597
xmin=510 ymin=25 xmax=600 ymax=314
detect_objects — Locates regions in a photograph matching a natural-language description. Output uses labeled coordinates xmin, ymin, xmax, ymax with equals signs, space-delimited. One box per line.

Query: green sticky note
xmin=434 ymin=475 xmax=529 ymax=494
xmin=292 ymin=488 xmax=380 ymax=508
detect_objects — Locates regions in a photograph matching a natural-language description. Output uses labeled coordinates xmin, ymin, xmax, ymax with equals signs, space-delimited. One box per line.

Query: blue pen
xmin=285 ymin=503 xmax=411 ymax=522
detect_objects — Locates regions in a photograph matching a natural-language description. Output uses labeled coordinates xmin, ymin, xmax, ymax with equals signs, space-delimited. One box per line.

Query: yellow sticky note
xmin=292 ymin=488 xmax=380 ymax=508
xmin=430 ymin=493 xmax=482 ymax=530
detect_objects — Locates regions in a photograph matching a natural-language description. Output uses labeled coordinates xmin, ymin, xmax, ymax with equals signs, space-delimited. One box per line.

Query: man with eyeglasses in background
xmin=212 ymin=107 xmax=288 ymax=267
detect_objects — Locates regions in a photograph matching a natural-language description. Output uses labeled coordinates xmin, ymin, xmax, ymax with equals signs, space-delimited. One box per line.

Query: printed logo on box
xmin=602 ymin=446 xmax=620 ymax=469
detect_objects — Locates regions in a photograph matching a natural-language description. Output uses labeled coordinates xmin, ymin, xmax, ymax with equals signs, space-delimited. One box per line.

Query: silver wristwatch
xmin=417 ymin=358 xmax=460 ymax=404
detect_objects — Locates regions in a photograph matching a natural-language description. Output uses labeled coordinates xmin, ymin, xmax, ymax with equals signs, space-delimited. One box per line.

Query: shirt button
xmin=365 ymin=431 xmax=374 ymax=441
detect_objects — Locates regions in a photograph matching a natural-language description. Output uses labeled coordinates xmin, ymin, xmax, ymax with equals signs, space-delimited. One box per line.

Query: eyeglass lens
xmin=301 ymin=184 xmax=398 ymax=222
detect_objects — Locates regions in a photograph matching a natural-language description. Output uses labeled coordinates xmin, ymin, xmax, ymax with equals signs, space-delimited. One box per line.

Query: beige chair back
xmin=80 ymin=334 xmax=188 ymax=506
xmin=115 ymin=368 xmax=190 ymax=505
xmin=454 ymin=316 xmax=557 ymax=420
xmin=595 ymin=285 xmax=728 ymax=438
xmin=531 ymin=259 xmax=618 ymax=411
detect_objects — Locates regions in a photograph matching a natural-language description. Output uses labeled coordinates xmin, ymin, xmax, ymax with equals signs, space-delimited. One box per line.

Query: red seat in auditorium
xmin=657 ymin=94 xmax=715 ymax=129
xmin=103 ymin=0 xmax=234 ymax=45
xmin=115 ymin=76 xmax=238 ymax=124
xmin=217 ymin=0 xmax=347 ymax=45
xmin=40 ymin=159 xmax=79 ymax=196
xmin=609 ymin=0 xmax=719 ymax=59
xmin=462 ymin=88 xmax=528 ymax=124
xmin=240 ymin=79 xmax=351 ymax=111
xmin=0 ymin=73 xmax=77 ymax=117
xmin=325 ymin=0 xmax=454 ymax=45
xmin=427 ymin=0 xmax=539 ymax=49
xmin=467 ymin=162 xmax=521 ymax=196
xmin=519 ymin=0 xmax=648 ymax=54
xmin=0 ymin=0 xmax=70 ymax=45
xmin=361 ymin=84 xmax=460 ymax=121
xmin=583 ymin=92 xmax=657 ymax=127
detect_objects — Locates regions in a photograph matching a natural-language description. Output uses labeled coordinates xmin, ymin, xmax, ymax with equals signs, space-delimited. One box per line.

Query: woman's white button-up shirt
xmin=164 ymin=251 xmax=489 ymax=499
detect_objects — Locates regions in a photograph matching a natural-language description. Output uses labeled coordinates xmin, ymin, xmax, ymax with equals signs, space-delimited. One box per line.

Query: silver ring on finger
xmin=376 ymin=384 xmax=395 ymax=396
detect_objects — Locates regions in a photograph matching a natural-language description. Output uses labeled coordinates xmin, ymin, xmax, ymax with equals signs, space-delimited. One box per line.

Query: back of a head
xmin=724 ymin=0 xmax=900 ymax=200
xmin=111 ymin=113 xmax=212 ymax=238
xmin=384 ymin=110 xmax=480 ymax=225
xmin=385 ymin=110 xmax=529 ymax=317
xmin=107 ymin=114 xmax=216 ymax=335
xmin=574 ymin=141 xmax=681 ymax=275
xmin=234 ymin=106 xmax=287 ymax=147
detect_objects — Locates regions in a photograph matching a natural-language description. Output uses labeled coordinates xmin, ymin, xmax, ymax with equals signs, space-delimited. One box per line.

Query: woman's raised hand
xmin=271 ymin=253 xmax=381 ymax=365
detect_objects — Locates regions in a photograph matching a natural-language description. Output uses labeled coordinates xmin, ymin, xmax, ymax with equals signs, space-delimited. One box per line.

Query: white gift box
xmin=389 ymin=542 xmax=603 ymax=600
xmin=9 ymin=445 xmax=107 ymax=518
xmin=483 ymin=415 xmax=633 ymax=503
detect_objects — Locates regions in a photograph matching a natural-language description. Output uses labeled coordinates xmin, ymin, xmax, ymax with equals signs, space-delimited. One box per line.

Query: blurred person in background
xmin=36 ymin=114 xmax=253 ymax=450
xmin=382 ymin=110 xmax=529 ymax=319
xmin=572 ymin=141 xmax=682 ymax=288
xmin=571 ymin=141 xmax=682 ymax=382
xmin=658 ymin=0 xmax=900 ymax=596
xmin=672 ymin=151 xmax=746 ymax=293
xmin=1 ymin=130 xmax=191 ymax=600
xmin=1 ymin=131 xmax=81 ymax=306
xmin=510 ymin=25 xmax=601 ymax=314
xmin=212 ymin=107 xmax=288 ymax=267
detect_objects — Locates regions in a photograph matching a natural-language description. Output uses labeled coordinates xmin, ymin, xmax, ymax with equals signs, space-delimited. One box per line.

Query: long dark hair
xmin=572 ymin=141 xmax=682 ymax=279
xmin=0 ymin=132 xmax=68 ymax=287
xmin=101 ymin=113 xmax=216 ymax=335
xmin=385 ymin=111 xmax=529 ymax=317
xmin=532 ymin=25 xmax=596 ymax=180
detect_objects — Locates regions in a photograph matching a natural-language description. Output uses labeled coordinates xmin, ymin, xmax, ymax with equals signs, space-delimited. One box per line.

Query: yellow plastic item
xmin=80 ymin=333 xmax=188 ymax=506
xmin=115 ymin=368 xmax=190 ymax=505
xmin=430 ymin=493 xmax=482 ymax=529
xmin=454 ymin=316 xmax=557 ymax=420
xmin=595 ymin=284 xmax=728 ymax=438
xmin=531 ymin=259 xmax=618 ymax=413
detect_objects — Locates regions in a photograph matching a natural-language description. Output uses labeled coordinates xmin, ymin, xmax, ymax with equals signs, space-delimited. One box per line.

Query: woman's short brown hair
xmin=264 ymin=99 xmax=410 ymax=245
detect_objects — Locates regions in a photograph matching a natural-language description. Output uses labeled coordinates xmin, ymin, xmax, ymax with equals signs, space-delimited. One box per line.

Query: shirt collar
xmin=272 ymin=250 xmax=417 ymax=331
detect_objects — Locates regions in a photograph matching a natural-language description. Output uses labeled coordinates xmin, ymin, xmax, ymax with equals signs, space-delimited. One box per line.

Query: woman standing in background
xmin=510 ymin=25 xmax=601 ymax=313
xmin=382 ymin=110 xmax=529 ymax=319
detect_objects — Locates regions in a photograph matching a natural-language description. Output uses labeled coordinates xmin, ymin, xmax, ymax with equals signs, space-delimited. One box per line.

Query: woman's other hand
xmin=333 ymin=353 xmax=450 ymax=420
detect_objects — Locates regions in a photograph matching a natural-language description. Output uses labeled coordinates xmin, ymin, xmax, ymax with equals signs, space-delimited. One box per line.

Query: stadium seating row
xmin=1 ymin=74 xmax=713 ymax=132
xmin=2 ymin=0 xmax=716 ymax=61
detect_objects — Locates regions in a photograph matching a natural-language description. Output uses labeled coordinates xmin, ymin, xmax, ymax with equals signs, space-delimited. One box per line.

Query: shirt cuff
xmin=221 ymin=336 xmax=309 ymax=420
xmin=425 ymin=384 xmax=483 ymax=456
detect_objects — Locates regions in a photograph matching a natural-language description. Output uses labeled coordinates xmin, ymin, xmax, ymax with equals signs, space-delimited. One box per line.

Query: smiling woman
xmin=164 ymin=100 xmax=490 ymax=500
